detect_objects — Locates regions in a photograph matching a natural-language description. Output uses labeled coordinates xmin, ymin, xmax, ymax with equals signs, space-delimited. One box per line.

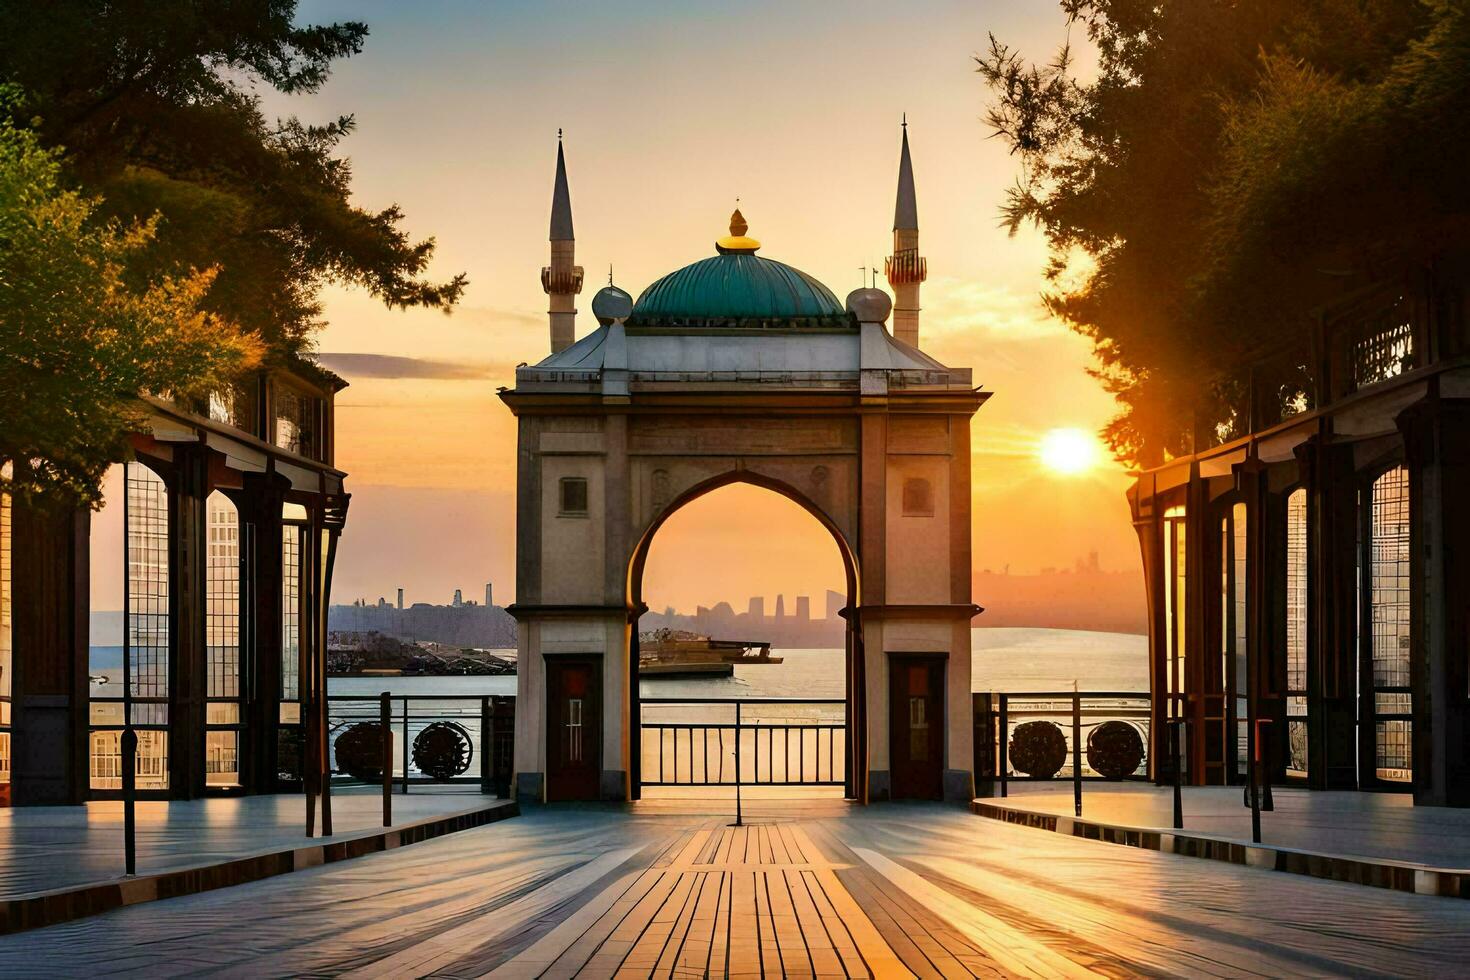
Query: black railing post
xmin=380 ymin=691 xmax=392 ymax=827
xmin=121 ymin=727 xmax=138 ymax=876
xmin=1072 ymin=690 xmax=1083 ymax=817
xmin=1260 ymin=717 xmax=1275 ymax=812
xmin=1250 ymin=717 xmax=1272 ymax=842
xmin=1252 ymin=714 xmax=1275 ymax=846
xmin=732 ymin=702 xmax=743 ymax=827
xmin=1170 ymin=719 xmax=1184 ymax=830
xmin=480 ymin=696 xmax=492 ymax=794
xmin=121 ymin=464 xmax=136 ymax=877
xmin=401 ymin=698 xmax=409 ymax=796
xmin=999 ymin=695 xmax=1009 ymax=798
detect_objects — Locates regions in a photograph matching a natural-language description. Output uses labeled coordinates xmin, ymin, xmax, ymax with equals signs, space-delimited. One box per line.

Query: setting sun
xmin=1039 ymin=427 xmax=1101 ymax=475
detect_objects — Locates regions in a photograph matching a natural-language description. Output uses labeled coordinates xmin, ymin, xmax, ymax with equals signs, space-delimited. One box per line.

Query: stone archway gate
xmin=502 ymin=290 xmax=987 ymax=803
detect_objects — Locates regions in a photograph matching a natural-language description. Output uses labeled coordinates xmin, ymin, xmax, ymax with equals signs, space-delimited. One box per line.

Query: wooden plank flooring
xmin=10 ymin=801 xmax=1470 ymax=977
xmin=485 ymin=823 xmax=993 ymax=978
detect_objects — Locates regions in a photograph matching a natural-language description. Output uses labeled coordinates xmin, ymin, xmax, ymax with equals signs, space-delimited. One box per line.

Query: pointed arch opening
xmin=624 ymin=473 xmax=863 ymax=801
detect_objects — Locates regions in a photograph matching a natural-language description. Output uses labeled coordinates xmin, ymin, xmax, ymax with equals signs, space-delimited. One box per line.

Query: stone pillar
xmin=169 ymin=445 xmax=209 ymax=798
xmin=946 ymin=413 xmax=975 ymax=802
xmin=1184 ymin=463 xmax=1213 ymax=783
xmin=1133 ymin=504 xmax=1167 ymax=784
xmin=240 ymin=471 xmax=288 ymax=794
xmin=602 ymin=415 xmax=632 ymax=802
xmin=1399 ymin=390 xmax=1470 ymax=806
xmin=859 ymin=414 xmax=887 ymax=801
xmin=1299 ymin=429 xmax=1358 ymax=789
xmin=9 ymin=503 xmax=90 ymax=805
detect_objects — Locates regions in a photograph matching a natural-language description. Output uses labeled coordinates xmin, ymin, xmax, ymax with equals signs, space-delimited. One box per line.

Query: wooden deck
xmin=359 ymin=820 xmax=997 ymax=979
xmin=8 ymin=800 xmax=1470 ymax=977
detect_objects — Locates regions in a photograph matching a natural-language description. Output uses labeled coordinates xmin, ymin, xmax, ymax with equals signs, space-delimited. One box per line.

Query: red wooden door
xmin=546 ymin=658 xmax=600 ymax=801
xmin=890 ymin=655 xmax=944 ymax=800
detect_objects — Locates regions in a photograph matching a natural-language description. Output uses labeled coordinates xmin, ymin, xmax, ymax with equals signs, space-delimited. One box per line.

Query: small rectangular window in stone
xmin=902 ymin=477 xmax=934 ymax=516
xmin=560 ymin=477 xmax=589 ymax=515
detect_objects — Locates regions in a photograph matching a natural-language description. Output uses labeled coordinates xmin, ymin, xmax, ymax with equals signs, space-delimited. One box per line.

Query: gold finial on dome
xmin=716 ymin=205 xmax=761 ymax=253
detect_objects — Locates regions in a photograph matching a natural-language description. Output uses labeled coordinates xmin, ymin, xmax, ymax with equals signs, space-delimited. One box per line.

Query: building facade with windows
xmin=1130 ymin=256 xmax=1470 ymax=806
xmin=0 ymin=359 xmax=349 ymax=805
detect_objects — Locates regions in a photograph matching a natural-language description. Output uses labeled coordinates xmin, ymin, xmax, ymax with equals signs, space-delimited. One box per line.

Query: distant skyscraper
xmin=825 ymin=590 xmax=845 ymax=621
xmin=775 ymin=594 xmax=786 ymax=620
xmin=795 ymin=596 xmax=810 ymax=621
xmin=453 ymin=588 xmax=463 ymax=607
xmin=485 ymin=582 xmax=493 ymax=608
xmin=747 ymin=596 xmax=765 ymax=623
xmin=396 ymin=588 xmax=404 ymax=610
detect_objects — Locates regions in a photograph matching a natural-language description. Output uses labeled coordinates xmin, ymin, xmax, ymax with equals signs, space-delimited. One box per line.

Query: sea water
xmin=89 ymin=627 xmax=1146 ymax=701
xmin=322 ymin=627 xmax=1148 ymax=701
xmin=93 ymin=628 xmax=1146 ymax=784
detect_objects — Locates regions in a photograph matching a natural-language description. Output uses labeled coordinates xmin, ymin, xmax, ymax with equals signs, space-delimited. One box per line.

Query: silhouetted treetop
xmin=0 ymin=0 xmax=466 ymax=360
xmin=979 ymin=0 xmax=1466 ymax=465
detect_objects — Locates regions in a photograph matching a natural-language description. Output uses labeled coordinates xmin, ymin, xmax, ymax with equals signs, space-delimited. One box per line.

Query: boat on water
xmin=638 ymin=629 xmax=782 ymax=678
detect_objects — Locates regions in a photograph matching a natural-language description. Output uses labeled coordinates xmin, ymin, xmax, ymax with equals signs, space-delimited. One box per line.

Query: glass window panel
xmin=273 ymin=384 xmax=318 ymax=458
xmin=1369 ymin=466 xmax=1412 ymax=782
xmin=205 ymin=731 xmax=240 ymax=787
xmin=1351 ymin=296 xmax=1414 ymax=390
xmin=206 ymin=493 xmax=241 ymax=700
xmin=1284 ymin=489 xmax=1308 ymax=776
xmin=125 ymin=463 xmax=170 ymax=765
xmin=90 ymin=701 xmax=125 ymax=725
xmin=206 ymin=702 xmax=240 ymax=725
xmin=282 ymin=525 xmax=302 ymax=702
xmin=559 ymin=477 xmax=588 ymax=515
xmin=88 ymin=729 xmax=169 ymax=791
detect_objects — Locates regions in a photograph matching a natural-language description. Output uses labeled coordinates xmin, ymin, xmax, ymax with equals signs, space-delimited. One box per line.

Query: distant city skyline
xmin=321 ymin=545 xmax=1144 ymax=642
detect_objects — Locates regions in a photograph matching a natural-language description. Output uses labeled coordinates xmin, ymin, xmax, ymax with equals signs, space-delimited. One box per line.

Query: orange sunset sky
xmin=106 ymin=2 xmax=1144 ymax=616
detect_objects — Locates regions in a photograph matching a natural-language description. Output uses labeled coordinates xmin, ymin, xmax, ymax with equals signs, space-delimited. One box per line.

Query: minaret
xmin=885 ymin=116 xmax=927 ymax=348
xmin=541 ymin=132 xmax=583 ymax=353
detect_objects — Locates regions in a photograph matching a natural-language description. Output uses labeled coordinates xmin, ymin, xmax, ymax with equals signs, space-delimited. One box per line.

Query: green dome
xmin=629 ymin=253 xmax=847 ymax=328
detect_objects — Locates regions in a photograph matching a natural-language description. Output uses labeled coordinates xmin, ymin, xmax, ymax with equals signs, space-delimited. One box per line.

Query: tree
xmin=0 ymin=0 xmax=466 ymax=358
xmin=0 ymin=93 xmax=262 ymax=506
xmin=978 ymin=1 xmax=1461 ymax=465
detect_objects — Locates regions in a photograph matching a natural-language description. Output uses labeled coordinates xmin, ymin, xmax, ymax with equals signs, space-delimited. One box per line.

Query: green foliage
xmin=979 ymin=0 xmax=1463 ymax=465
xmin=0 ymin=0 xmax=466 ymax=358
xmin=0 ymin=92 xmax=262 ymax=506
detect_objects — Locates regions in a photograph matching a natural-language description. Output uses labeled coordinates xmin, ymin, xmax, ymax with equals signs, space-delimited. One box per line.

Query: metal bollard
xmin=121 ymin=727 xmax=138 ymax=876
xmin=999 ymin=696 xmax=1009 ymax=798
xmin=480 ymin=696 xmax=492 ymax=795
xmin=1072 ymin=691 xmax=1083 ymax=817
xmin=731 ymin=702 xmax=743 ymax=827
xmin=380 ymin=692 xmax=392 ymax=827
xmin=1170 ymin=719 xmax=1184 ymax=829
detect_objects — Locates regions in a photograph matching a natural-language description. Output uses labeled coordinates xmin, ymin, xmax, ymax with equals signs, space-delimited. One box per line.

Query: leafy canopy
xmin=0 ymin=0 xmax=467 ymax=358
xmin=979 ymin=0 xmax=1465 ymax=465
xmin=0 ymin=94 xmax=262 ymax=506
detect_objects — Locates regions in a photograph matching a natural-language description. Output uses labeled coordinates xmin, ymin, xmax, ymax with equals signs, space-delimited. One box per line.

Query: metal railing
xmin=977 ymin=691 xmax=1152 ymax=798
xmin=639 ymin=698 xmax=845 ymax=787
xmin=325 ymin=693 xmax=514 ymax=797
